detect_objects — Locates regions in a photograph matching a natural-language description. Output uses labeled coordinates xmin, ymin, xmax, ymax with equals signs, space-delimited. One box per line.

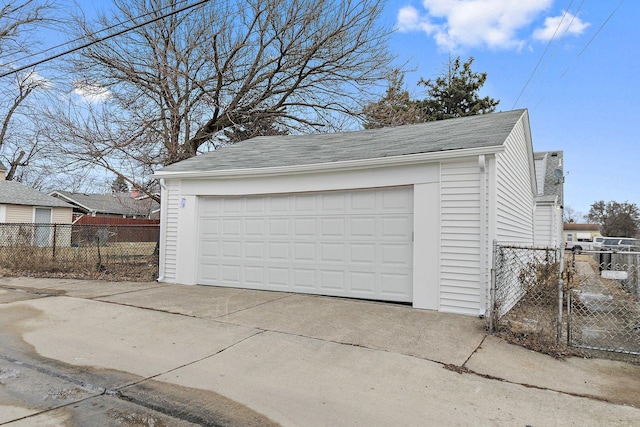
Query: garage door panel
xmin=350 ymin=217 xmax=376 ymax=237
xmin=268 ymin=242 xmax=289 ymax=260
xmin=199 ymin=264 xmax=219 ymax=281
xmin=244 ymin=266 xmax=264 ymax=285
xmin=222 ymin=265 xmax=241 ymax=283
xmin=246 ymin=198 xmax=265 ymax=213
xmin=222 ymin=241 xmax=241 ymax=258
xmin=350 ymin=272 xmax=376 ymax=293
xmin=293 ymin=268 xmax=316 ymax=288
xmin=381 ymin=216 xmax=413 ymax=238
xmin=382 ymin=190 xmax=412 ymax=211
xmin=293 ymin=242 xmax=315 ymax=261
xmin=320 ymin=270 xmax=345 ymax=290
xmin=245 ymin=241 xmax=265 ymax=259
xmin=321 ymin=218 xmax=345 ymax=236
xmin=200 ymin=218 xmax=220 ymax=235
xmin=268 ymin=218 xmax=289 ymax=236
xmin=222 ymin=218 xmax=241 ymax=236
xmin=268 ymin=267 xmax=289 ymax=287
xmin=294 ymin=218 xmax=315 ymax=235
xmin=381 ymin=273 xmax=412 ymax=296
xmin=269 ymin=196 xmax=290 ymax=212
xmin=223 ymin=198 xmax=242 ymax=213
xmin=381 ymin=244 xmax=412 ymax=267
xmin=320 ymin=243 xmax=345 ymax=262
xmin=349 ymin=243 xmax=375 ymax=265
xmin=322 ymin=192 xmax=346 ymax=211
xmin=295 ymin=194 xmax=317 ymax=211
xmin=197 ymin=186 xmax=413 ymax=302
xmin=200 ymin=241 xmax=219 ymax=257
xmin=245 ymin=218 xmax=265 ymax=235
xmin=351 ymin=192 xmax=376 ymax=211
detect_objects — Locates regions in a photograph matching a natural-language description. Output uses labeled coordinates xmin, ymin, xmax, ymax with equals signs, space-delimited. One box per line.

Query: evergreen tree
xmin=111 ymin=175 xmax=129 ymax=193
xmin=362 ymin=69 xmax=424 ymax=129
xmin=417 ymin=56 xmax=499 ymax=121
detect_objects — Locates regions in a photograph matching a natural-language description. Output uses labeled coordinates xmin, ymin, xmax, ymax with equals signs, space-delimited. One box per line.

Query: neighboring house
xmin=49 ymin=190 xmax=160 ymax=222
xmin=563 ymin=223 xmax=602 ymax=247
xmin=154 ymin=109 xmax=559 ymax=316
xmin=533 ymin=151 xmax=564 ymax=247
xmin=0 ymin=162 xmax=73 ymax=246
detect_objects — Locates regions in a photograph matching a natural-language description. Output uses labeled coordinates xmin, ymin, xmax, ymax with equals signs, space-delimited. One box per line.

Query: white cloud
xmin=533 ymin=11 xmax=590 ymax=41
xmin=397 ymin=0 xmax=555 ymax=50
xmin=19 ymin=70 xmax=51 ymax=89
xmin=73 ymin=81 xmax=110 ymax=103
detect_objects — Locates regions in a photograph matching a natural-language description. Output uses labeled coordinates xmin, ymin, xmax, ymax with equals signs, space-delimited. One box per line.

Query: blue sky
xmin=36 ymin=0 xmax=636 ymax=215
xmin=381 ymin=0 xmax=637 ymax=217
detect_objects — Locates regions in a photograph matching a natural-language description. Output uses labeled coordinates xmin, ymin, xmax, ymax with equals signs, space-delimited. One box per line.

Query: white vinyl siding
xmin=495 ymin=119 xmax=534 ymax=245
xmin=534 ymin=205 xmax=553 ymax=246
xmin=439 ymin=161 xmax=482 ymax=315
xmin=163 ymin=180 xmax=181 ymax=282
xmin=534 ymin=203 xmax=561 ymax=248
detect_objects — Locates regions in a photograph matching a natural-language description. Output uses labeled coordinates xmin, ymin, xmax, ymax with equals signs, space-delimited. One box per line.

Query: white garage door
xmin=197 ymin=186 xmax=414 ymax=302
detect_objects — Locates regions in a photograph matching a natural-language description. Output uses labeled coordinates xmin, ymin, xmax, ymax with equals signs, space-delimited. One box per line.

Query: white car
xmin=601 ymin=237 xmax=640 ymax=252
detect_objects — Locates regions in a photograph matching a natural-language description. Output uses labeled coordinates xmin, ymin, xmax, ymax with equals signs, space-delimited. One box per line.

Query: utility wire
xmin=535 ymin=0 xmax=585 ymax=80
xmin=0 ymin=0 xmax=196 ymax=65
xmin=523 ymin=0 xmax=586 ymax=110
xmin=560 ymin=0 xmax=625 ymax=79
xmin=512 ymin=3 xmax=573 ymax=109
xmin=0 ymin=0 xmax=210 ymax=80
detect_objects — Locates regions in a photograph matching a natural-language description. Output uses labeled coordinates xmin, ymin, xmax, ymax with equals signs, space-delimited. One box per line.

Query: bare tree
xmin=0 ymin=1 xmax=57 ymax=182
xmin=48 ymin=0 xmax=395 ymax=200
xmin=563 ymin=206 xmax=583 ymax=224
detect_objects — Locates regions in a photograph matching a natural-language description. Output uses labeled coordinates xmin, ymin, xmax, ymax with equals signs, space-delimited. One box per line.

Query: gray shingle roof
xmin=0 ymin=180 xmax=73 ymax=208
xmin=51 ymin=191 xmax=160 ymax=216
xmin=535 ymin=150 xmax=564 ymax=204
xmin=158 ymin=109 xmax=527 ymax=174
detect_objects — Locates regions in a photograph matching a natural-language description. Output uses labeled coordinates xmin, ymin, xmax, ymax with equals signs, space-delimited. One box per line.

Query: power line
xmin=536 ymin=0 xmax=586 ymax=79
xmin=560 ymin=0 xmax=625 ymax=79
xmin=512 ymin=2 xmax=573 ymax=109
xmin=0 ymin=0 xmax=196 ymax=66
xmin=0 ymin=0 xmax=211 ymax=80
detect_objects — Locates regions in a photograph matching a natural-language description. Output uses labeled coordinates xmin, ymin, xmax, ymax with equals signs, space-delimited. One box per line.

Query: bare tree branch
xmin=48 ymin=0 xmax=395 ymax=194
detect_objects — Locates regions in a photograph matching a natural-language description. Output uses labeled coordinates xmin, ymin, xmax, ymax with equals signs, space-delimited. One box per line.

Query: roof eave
xmin=153 ymin=145 xmax=506 ymax=180
xmin=49 ymin=191 xmax=96 ymax=214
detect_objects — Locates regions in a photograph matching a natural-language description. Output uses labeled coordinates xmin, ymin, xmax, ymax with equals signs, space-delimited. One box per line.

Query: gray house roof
xmin=50 ymin=191 xmax=160 ymax=217
xmin=157 ymin=109 xmax=528 ymax=175
xmin=534 ymin=150 xmax=564 ymax=205
xmin=0 ymin=180 xmax=73 ymax=208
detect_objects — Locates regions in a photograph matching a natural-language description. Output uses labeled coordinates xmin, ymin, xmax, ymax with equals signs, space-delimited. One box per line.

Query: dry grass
xmin=0 ymin=242 xmax=158 ymax=282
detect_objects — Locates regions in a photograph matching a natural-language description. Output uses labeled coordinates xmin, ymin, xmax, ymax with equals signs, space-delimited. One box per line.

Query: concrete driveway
xmin=1 ymin=277 xmax=639 ymax=426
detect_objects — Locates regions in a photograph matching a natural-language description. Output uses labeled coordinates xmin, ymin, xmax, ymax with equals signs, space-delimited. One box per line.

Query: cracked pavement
xmin=1 ymin=276 xmax=640 ymax=426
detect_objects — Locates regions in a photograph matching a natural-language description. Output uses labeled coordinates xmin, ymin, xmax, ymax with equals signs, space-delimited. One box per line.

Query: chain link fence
xmin=565 ymin=251 xmax=640 ymax=362
xmin=0 ymin=223 xmax=159 ymax=281
xmin=489 ymin=243 xmax=563 ymax=354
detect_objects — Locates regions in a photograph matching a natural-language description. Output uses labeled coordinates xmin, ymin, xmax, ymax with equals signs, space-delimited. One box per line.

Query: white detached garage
xmin=155 ymin=109 xmax=542 ymax=316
